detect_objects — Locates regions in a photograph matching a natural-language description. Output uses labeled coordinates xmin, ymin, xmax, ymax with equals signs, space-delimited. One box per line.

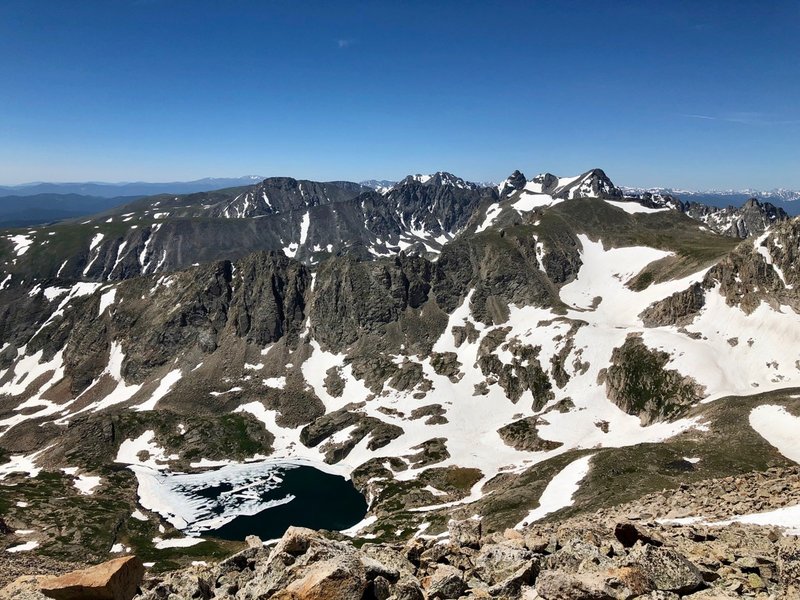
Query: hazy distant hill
xmin=0 ymin=193 xmax=137 ymax=227
xmin=0 ymin=176 xmax=265 ymax=198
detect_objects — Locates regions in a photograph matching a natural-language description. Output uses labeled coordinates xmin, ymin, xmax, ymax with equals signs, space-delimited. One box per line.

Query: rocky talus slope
xmin=4 ymin=467 xmax=799 ymax=599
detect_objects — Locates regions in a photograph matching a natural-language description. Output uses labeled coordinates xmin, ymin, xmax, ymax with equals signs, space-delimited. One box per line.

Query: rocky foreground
xmin=3 ymin=468 xmax=800 ymax=600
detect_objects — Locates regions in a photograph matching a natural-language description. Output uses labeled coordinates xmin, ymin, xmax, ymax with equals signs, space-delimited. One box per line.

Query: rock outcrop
xmin=39 ymin=556 xmax=144 ymax=600
xmin=598 ymin=334 xmax=705 ymax=425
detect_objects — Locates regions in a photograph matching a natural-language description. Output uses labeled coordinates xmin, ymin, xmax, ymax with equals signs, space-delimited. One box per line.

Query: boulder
xmin=38 ymin=556 xmax=144 ymax=600
xmin=625 ymin=545 xmax=702 ymax=594
xmin=425 ymin=564 xmax=467 ymax=599
xmin=394 ymin=575 xmax=425 ymax=600
xmin=1 ymin=575 xmax=51 ymax=600
xmin=272 ymin=557 xmax=367 ymax=600
xmin=474 ymin=543 xmax=537 ymax=585
xmin=546 ymin=537 xmax=612 ymax=572
xmin=448 ymin=518 xmax=482 ymax=549
xmin=777 ymin=536 xmax=800 ymax=596
xmin=535 ymin=566 xmax=653 ymax=600
xmin=236 ymin=525 xmax=398 ymax=600
xmin=534 ymin=569 xmax=618 ymax=599
xmin=486 ymin=563 xmax=538 ymax=599
xmin=370 ymin=575 xmax=392 ymax=600
xmin=361 ymin=544 xmax=416 ymax=576
xmin=613 ymin=522 xmax=664 ymax=548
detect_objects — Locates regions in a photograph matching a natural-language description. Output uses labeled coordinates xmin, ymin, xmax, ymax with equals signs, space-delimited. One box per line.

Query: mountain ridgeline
xmin=0 ymin=168 xmax=787 ymax=285
xmin=1 ymin=166 xmax=799 ymax=573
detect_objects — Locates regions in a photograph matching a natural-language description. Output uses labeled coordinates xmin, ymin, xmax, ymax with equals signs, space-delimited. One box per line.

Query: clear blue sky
xmin=1 ymin=0 xmax=798 ymax=189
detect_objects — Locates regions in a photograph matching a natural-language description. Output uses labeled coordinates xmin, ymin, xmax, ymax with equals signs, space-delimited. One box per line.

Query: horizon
xmin=2 ymin=169 xmax=800 ymax=194
xmin=1 ymin=1 xmax=799 ymax=189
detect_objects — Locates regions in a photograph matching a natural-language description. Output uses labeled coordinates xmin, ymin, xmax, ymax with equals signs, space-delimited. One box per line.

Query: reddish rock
xmin=39 ymin=556 xmax=144 ymax=600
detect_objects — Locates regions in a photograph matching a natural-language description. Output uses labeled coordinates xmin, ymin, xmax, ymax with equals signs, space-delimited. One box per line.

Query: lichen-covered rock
xmin=424 ymin=564 xmax=467 ymax=599
xmin=776 ymin=536 xmax=800 ymax=598
xmin=270 ymin=556 xmax=367 ymax=600
xmin=473 ymin=543 xmax=538 ymax=585
xmin=448 ymin=519 xmax=482 ymax=550
xmin=535 ymin=569 xmax=629 ymax=599
xmin=624 ymin=545 xmax=702 ymax=595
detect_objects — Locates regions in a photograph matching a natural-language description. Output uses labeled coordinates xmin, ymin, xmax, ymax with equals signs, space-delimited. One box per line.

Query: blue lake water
xmin=133 ymin=460 xmax=368 ymax=541
xmin=207 ymin=465 xmax=368 ymax=541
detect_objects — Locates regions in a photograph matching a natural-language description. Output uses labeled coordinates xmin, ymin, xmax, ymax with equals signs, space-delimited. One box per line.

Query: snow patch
xmin=7 ymin=234 xmax=33 ymax=256
xmin=98 ymin=288 xmax=117 ymax=316
xmin=74 ymin=474 xmax=102 ymax=495
xmin=115 ymin=430 xmax=178 ymax=470
xmin=604 ymin=200 xmax=669 ymax=214
xmin=749 ymin=405 xmax=800 ymax=464
xmin=6 ymin=541 xmax=39 ymax=553
xmin=514 ymin=454 xmax=594 ymax=528
xmin=133 ymin=369 xmax=182 ymax=411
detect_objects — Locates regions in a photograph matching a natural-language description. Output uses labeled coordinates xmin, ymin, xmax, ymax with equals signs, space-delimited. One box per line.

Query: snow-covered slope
xmin=1 ymin=168 xmax=798 ymax=561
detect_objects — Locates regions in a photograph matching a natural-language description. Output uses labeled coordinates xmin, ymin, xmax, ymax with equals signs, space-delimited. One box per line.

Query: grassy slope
xmin=546 ymin=199 xmax=740 ymax=282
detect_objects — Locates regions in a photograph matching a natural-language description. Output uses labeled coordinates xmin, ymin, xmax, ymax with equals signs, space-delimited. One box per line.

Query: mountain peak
xmin=395 ymin=171 xmax=479 ymax=190
xmin=498 ymin=170 xmax=528 ymax=197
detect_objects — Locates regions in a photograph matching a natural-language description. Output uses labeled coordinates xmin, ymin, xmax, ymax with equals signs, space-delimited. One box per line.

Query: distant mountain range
xmin=0 ymin=176 xmax=265 ymax=198
xmin=621 ymin=186 xmax=800 ymax=216
xmin=0 ymin=177 xmax=266 ymax=227
xmin=0 ymin=194 xmax=139 ymax=228
xmin=1 ymin=176 xmax=798 ymax=229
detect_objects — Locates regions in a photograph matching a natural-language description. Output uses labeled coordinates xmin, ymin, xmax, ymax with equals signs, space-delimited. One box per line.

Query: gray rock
xmin=394 ymin=575 xmax=425 ymax=600
xmin=474 ymin=543 xmax=537 ymax=585
xmin=534 ymin=569 xmax=617 ymax=600
xmin=448 ymin=519 xmax=482 ymax=550
xmin=625 ymin=545 xmax=702 ymax=594
xmin=426 ymin=564 xmax=467 ymax=599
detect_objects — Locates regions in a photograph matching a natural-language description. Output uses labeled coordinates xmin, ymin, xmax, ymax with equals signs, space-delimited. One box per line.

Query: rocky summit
xmin=1 ymin=167 xmax=799 ymax=598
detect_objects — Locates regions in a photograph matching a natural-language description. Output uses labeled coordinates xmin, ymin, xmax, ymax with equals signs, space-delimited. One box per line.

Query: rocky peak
xmin=532 ymin=172 xmax=559 ymax=194
xmin=636 ymin=191 xmax=685 ymax=211
xmin=731 ymin=198 xmax=787 ymax=238
xmin=558 ymin=168 xmax=623 ymax=200
xmin=499 ymin=170 xmax=528 ymax=197
xmin=210 ymin=177 xmax=366 ymax=220
xmin=741 ymin=197 xmax=787 ymax=222
xmin=684 ymin=197 xmax=789 ymax=239
xmin=396 ymin=171 xmax=479 ymax=191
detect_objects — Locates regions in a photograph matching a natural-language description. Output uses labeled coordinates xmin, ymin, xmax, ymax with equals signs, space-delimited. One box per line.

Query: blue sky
xmin=1 ymin=0 xmax=798 ymax=188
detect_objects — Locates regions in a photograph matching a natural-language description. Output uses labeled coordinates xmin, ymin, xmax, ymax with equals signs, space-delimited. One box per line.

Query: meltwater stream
xmin=132 ymin=459 xmax=367 ymax=541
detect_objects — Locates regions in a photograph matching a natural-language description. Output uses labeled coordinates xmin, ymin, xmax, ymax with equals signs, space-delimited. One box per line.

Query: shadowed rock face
xmin=640 ymin=282 xmax=706 ymax=327
xmin=598 ymin=334 xmax=705 ymax=425
xmin=230 ymin=252 xmax=310 ymax=347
